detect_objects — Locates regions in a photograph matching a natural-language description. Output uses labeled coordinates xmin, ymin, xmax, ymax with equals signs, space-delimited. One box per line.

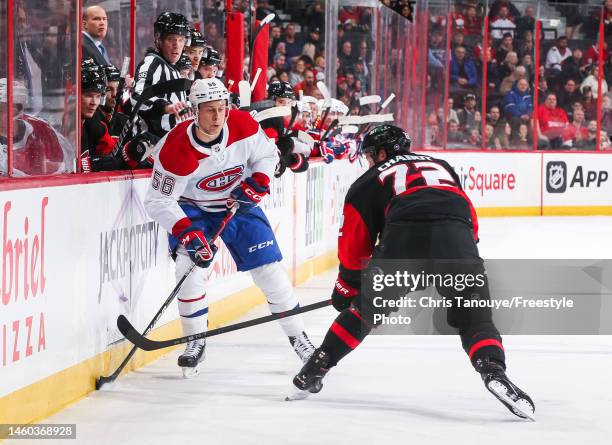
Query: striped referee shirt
xmin=131 ymin=48 xmax=187 ymax=138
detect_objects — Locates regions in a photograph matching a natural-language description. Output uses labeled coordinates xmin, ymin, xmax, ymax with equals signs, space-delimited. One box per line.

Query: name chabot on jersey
xmin=455 ymin=165 xmax=516 ymax=196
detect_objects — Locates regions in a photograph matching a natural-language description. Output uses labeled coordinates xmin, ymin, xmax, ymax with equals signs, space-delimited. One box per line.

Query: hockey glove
xmin=178 ymin=226 xmax=217 ymax=268
xmin=229 ymin=176 xmax=269 ymax=215
xmin=331 ymin=276 xmax=359 ymax=311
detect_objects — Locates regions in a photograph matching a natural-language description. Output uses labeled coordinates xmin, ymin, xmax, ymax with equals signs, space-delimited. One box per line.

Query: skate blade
xmin=181 ymin=365 xmax=202 ymax=379
xmin=285 ymin=389 xmax=311 ymax=401
xmin=487 ymin=380 xmax=536 ymax=421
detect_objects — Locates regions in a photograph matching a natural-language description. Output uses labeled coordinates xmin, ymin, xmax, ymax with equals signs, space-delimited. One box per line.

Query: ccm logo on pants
xmin=248 ymin=240 xmax=275 ymax=252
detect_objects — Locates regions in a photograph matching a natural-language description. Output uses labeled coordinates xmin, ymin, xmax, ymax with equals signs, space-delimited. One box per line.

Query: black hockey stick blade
xmin=118 ymin=299 xmax=332 ymax=351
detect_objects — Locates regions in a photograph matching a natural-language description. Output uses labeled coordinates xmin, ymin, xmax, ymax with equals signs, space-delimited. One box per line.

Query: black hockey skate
xmin=286 ymin=349 xmax=331 ymax=401
xmin=288 ymin=331 xmax=316 ymax=363
xmin=476 ymin=358 xmax=535 ymax=421
xmin=178 ymin=339 xmax=206 ymax=378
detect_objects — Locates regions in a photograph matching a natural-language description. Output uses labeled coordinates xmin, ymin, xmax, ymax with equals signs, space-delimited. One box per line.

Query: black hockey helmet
xmin=360 ymin=124 xmax=411 ymax=157
xmin=103 ymin=64 xmax=121 ymax=82
xmin=176 ymin=53 xmax=192 ymax=71
xmin=200 ymin=47 xmax=221 ymax=66
xmin=81 ymin=58 xmax=107 ymax=94
xmin=188 ymin=28 xmax=207 ymax=48
xmin=154 ymin=12 xmax=191 ymax=39
xmin=268 ymin=80 xmax=294 ymax=99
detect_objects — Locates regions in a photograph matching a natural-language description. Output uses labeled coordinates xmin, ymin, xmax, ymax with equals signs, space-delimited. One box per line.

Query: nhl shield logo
xmin=546 ymin=161 xmax=567 ymax=193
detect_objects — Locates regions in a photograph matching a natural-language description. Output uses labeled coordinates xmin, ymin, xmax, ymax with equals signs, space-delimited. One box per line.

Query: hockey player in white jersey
xmin=144 ymin=78 xmax=315 ymax=377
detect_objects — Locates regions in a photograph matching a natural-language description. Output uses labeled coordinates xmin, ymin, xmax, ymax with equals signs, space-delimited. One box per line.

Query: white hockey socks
xmin=250 ymin=262 xmax=305 ymax=337
xmin=175 ymin=252 xmax=209 ymax=336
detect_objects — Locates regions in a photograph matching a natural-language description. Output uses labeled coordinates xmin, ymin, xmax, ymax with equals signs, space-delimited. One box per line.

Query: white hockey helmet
xmin=0 ymin=78 xmax=28 ymax=106
xmin=296 ymin=100 xmax=312 ymax=114
xmin=189 ymin=78 xmax=229 ymax=109
xmin=301 ymin=95 xmax=318 ymax=105
xmin=330 ymin=98 xmax=349 ymax=116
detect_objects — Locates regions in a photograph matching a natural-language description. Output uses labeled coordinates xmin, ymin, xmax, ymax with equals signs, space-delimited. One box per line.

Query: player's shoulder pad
xmin=226 ymin=109 xmax=260 ymax=145
xmin=158 ymin=120 xmax=203 ymax=176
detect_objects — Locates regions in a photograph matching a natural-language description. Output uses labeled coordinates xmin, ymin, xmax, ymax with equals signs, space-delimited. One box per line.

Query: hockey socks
xmin=320 ymin=307 xmax=372 ymax=367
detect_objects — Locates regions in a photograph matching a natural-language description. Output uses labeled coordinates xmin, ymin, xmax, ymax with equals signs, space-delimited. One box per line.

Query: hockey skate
xmin=177 ymin=339 xmax=206 ymax=378
xmin=286 ymin=349 xmax=330 ymax=401
xmin=476 ymin=358 xmax=535 ymax=421
xmin=288 ymin=331 xmax=315 ymax=363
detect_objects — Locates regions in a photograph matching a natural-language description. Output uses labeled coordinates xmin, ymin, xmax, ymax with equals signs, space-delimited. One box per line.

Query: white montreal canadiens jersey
xmin=144 ymin=109 xmax=278 ymax=235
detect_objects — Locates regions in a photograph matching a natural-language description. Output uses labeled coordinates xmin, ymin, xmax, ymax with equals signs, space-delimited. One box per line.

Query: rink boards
xmin=417 ymin=151 xmax=612 ymax=216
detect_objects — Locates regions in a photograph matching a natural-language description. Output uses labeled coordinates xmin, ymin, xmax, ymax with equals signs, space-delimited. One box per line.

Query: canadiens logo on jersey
xmin=197 ymin=165 xmax=245 ymax=191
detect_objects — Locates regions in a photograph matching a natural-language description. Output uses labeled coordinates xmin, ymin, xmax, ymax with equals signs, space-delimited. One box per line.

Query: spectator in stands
xmin=450 ymin=46 xmax=478 ymax=97
xmin=205 ymin=22 xmax=223 ymax=54
xmin=484 ymin=122 xmax=502 ymax=149
xmin=353 ymin=58 xmax=370 ymax=92
xmin=487 ymin=105 xmax=510 ymax=147
xmin=584 ymin=41 xmax=609 ymax=67
xmin=278 ymin=71 xmax=290 ymax=84
xmin=339 ymin=40 xmax=355 ymax=70
xmin=495 ymin=33 xmax=514 ymax=64
xmin=499 ymin=50 xmax=520 ymax=80
xmin=488 ymin=0 xmax=520 ymax=21
xmin=451 ymin=31 xmax=467 ymax=51
xmin=521 ymin=54 xmax=534 ymax=82
xmin=537 ymin=75 xmax=549 ymax=104
xmin=516 ymin=5 xmax=536 ymax=38
xmin=475 ymin=45 xmax=501 ymax=94
xmin=293 ymin=69 xmax=320 ymax=98
xmin=490 ymin=5 xmax=516 ymax=39
xmin=302 ymin=27 xmax=323 ymax=61
xmin=282 ymin=23 xmax=304 ymax=63
xmin=500 ymin=63 xmax=526 ymax=96
xmin=545 ymin=36 xmax=571 ymax=72
xmin=562 ymin=108 xmax=588 ymax=149
xmin=580 ymin=120 xmax=599 ymax=150
xmin=557 ymin=79 xmax=583 ymax=115
xmin=289 ymin=59 xmax=306 ymax=86
xmin=581 ymin=86 xmax=598 ymax=121
xmin=447 ymin=119 xmax=465 ymax=144
xmin=503 ymin=77 xmax=533 ymax=127
xmin=556 ymin=0 xmax=583 ymax=39
xmin=561 ymin=49 xmax=587 ymax=84
xmin=457 ymin=93 xmax=481 ymax=136
xmin=304 ymin=1 xmax=325 ymax=33
xmin=581 ymin=65 xmax=608 ymax=100
xmin=268 ymin=25 xmax=283 ymax=60
xmin=537 ymin=93 xmax=568 ymax=149
xmin=269 ymin=53 xmax=289 ymax=79
xmin=511 ymin=123 xmax=531 ymax=149
xmin=82 ymin=5 xmax=111 ymax=66
xmin=463 ymin=5 xmax=482 ymax=38
xmin=601 ymin=95 xmax=612 ymax=136
xmin=517 ymin=30 xmax=534 ymax=61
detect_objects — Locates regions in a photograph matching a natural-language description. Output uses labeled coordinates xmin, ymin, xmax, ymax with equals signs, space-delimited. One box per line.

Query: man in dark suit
xmin=82 ymin=5 xmax=111 ymax=66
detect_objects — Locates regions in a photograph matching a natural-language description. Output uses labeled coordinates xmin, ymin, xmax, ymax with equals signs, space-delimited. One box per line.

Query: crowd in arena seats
xmin=425 ymin=0 xmax=612 ymax=150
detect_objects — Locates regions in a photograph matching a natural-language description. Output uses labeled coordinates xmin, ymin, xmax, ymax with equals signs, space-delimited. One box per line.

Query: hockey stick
xmin=250 ymin=67 xmax=262 ymax=92
xmin=95 ymin=206 xmax=237 ymax=389
xmin=238 ymin=80 xmax=251 ymax=110
xmin=284 ymin=104 xmax=299 ymax=135
xmin=253 ymin=105 xmax=291 ymax=122
xmin=358 ymin=95 xmax=382 ymax=106
xmin=117 ymin=299 xmax=332 ymax=351
xmin=112 ymin=78 xmax=193 ymax=157
xmin=247 ymin=13 xmax=276 ymax=81
xmin=320 ymin=118 xmax=339 ymax=142
xmin=316 ymin=81 xmax=332 ymax=130
xmin=108 ymin=57 xmax=131 ymax=130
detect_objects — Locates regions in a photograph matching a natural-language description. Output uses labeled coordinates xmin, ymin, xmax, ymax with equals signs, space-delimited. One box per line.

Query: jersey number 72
xmin=378 ymin=161 xmax=456 ymax=195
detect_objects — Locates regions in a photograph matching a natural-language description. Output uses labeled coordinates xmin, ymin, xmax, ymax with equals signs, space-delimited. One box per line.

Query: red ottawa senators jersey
xmin=338 ymin=152 xmax=479 ymax=285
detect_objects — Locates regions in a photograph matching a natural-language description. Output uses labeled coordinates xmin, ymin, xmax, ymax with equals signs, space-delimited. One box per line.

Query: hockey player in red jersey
xmin=144 ymin=78 xmax=315 ymax=377
xmin=289 ymin=124 xmax=535 ymax=420
xmin=0 ymin=78 xmax=73 ymax=176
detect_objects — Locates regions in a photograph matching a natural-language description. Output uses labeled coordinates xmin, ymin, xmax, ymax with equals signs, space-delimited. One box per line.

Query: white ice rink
xmin=44 ymin=217 xmax=612 ymax=445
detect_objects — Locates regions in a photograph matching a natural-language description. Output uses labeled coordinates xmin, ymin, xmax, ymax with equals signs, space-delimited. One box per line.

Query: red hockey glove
xmin=178 ymin=226 xmax=217 ymax=268
xmin=228 ymin=176 xmax=269 ymax=215
xmin=331 ymin=276 xmax=360 ymax=311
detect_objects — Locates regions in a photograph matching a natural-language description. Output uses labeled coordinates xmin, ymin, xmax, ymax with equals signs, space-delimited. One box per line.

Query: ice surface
xmin=44 ymin=217 xmax=612 ymax=445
